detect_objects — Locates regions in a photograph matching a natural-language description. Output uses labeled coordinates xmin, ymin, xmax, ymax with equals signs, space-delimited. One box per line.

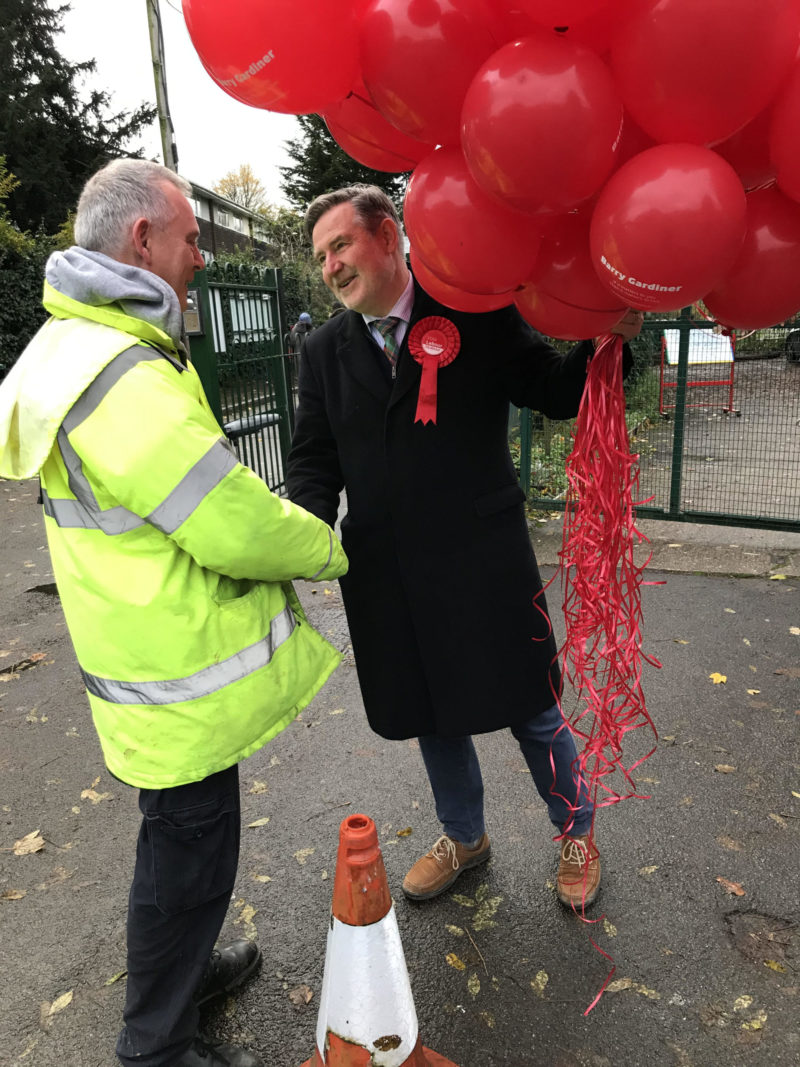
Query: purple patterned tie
xmin=375 ymin=316 xmax=401 ymax=368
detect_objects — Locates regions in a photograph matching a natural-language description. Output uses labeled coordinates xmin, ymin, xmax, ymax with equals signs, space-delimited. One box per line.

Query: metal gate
xmin=186 ymin=262 xmax=296 ymax=493
xmin=518 ymin=309 xmax=800 ymax=533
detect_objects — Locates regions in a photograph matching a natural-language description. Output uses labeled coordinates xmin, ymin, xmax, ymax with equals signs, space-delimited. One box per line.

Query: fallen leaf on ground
xmin=747 ymin=689 xmax=760 ymax=696
xmin=792 ymin=791 xmax=800 ymax=800
xmin=288 ymin=984 xmax=313 ymax=1006
xmin=724 ymin=608 xmax=736 ymax=614
xmin=769 ymin=574 xmax=788 ymax=581
xmin=396 ymin=827 xmax=413 ymax=837
xmin=531 ymin=971 xmax=549 ymax=997
xmin=607 ymin=978 xmax=660 ymax=999
xmin=790 ymin=627 xmax=800 ymax=637
xmin=638 ymin=865 xmax=659 ymax=876
xmin=12 ymin=830 xmax=44 ymax=855
xmin=48 ymin=991 xmax=73 ymax=1016
xmin=252 ymin=873 xmax=271 ymax=883
xmin=768 ymin=813 xmax=787 ymax=828
xmin=105 ymin=971 xmax=127 ymax=986
xmin=741 ymin=1011 xmax=768 ymax=1031
xmin=715 ymin=764 xmax=737 ymax=774
xmin=293 ymin=848 xmax=314 ymax=864
xmin=248 ymin=781 xmax=268 ymax=795
xmin=733 ymin=996 xmax=753 ymax=1012
xmin=765 ymin=960 xmax=787 ymax=973
xmin=446 ymin=953 xmax=466 ymax=971
xmin=247 ymin=817 xmax=269 ymax=828
xmin=717 ymin=877 xmax=745 ymax=896
xmin=674 ymin=639 xmax=689 ymax=645
xmin=1 ymin=888 xmax=26 ymax=900
xmin=603 ymin=919 xmax=618 ymax=937
xmin=717 ymin=836 xmax=744 ymax=851
xmin=452 ymin=894 xmax=475 ymax=908
xmin=467 ymin=973 xmax=481 ymax=996
xmin=80 ymin=788 xmax=111 ymax=804
xmin=445 ymin=924 xmax=464 ymax=937
xmin=709 ymin=673 xmax=727 ymax=685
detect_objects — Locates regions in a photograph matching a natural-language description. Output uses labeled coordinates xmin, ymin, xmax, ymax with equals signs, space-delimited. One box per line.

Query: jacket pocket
xmin=146 ymin=794 xmax=239 ymax=915
xmin=474 ymin=483 xmax=526 ymax=518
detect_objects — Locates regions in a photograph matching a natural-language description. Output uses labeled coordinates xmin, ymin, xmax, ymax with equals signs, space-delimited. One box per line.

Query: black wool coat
xmin=286 ymin=281 xmax=593 ymax=740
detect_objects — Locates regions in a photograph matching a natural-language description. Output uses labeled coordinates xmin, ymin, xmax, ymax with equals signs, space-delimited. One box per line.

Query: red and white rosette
xmin=407 ymin=316 xmax=461 ymax=424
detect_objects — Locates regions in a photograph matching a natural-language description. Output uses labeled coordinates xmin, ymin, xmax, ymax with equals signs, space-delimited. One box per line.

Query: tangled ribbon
xmin=545 ymin=333 xmax=662 ymax=1012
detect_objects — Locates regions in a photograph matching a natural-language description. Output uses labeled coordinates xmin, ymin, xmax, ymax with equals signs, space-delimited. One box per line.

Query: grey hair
xmin=304 ymin=184 xmax=401 ymax=242
xmin=74 ymin=158 xmax=193 ymax=255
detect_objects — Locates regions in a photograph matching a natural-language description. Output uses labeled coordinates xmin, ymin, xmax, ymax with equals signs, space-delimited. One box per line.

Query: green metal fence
xmin=516 ymin=309 xmax=800 ymax=533
xmin=187 ymin=261 xmax=296 ymax=493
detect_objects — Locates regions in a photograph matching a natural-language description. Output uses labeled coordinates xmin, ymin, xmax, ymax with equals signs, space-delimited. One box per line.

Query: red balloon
xmin=323 ymin=88 xmax=433 ymax=173
xmin=409 ymin=250 xmax=515 ymax=313
xmin=703 ymin=187 xmax=800 ymax=329
xmin=714 ymin=105 xmax=777 ymax=192
xmin=359 ymin=0 xmax=501 ymax=145
xmin=495 ymin=1 xmax=640 ymax=54
xmin=461 ymin=35 xmax=622 ymax=215
xmin=507 ymin=0 xmax=612 ymax=24
xmin=610 ymin=0 xmax=800 ymax=146
xmin=515 ymin=285 xmax=623 ymax=341
xmin=529 ymin=211 xmax=626 ymax=315
xmin=770 ymin=61 xmax=800 ymax=203
xmin=183 ymin=0 xmax=360 ymax=114
xmin=404 ymin=147 xmax=542 ymax=295
xmin=590 ymin=144 xmax=747 ymax=312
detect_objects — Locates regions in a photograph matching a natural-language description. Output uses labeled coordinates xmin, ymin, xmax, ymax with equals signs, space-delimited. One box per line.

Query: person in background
xmin=0 ymin=158 xmax=348 ymax=1067
xmin=286 ymin=311 xmax=314 ymax=359
xmin=287 ymin=184 xmax=643 ymax=910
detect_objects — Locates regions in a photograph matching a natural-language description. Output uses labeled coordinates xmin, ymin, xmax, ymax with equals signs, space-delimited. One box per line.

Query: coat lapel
xmin=389 ymin=280 xmax=442 ymax=412
xmin=336 ymin=311 xmax=391 ymax=402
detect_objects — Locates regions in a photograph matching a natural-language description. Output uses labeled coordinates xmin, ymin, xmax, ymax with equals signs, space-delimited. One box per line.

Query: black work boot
xmin=173 ymin=1038 xmax=262 ymax=1066
xmin=194 ymin=940 xmax=262 ymax=1007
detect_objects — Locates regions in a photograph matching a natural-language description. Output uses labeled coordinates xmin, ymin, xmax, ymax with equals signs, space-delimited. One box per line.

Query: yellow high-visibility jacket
xmin=0 ymin=282 xmax=347 ymax=788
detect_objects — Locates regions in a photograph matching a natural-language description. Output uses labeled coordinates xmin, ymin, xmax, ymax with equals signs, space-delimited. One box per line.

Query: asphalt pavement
xmin=1 ymin=480 xmax=798 ymax=1067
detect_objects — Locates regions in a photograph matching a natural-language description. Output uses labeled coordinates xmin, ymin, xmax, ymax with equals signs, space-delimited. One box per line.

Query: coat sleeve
xmin=65 ymin=358 xmax=348 ymax=584
xmin=285 ymin=334 xmax=344 ymax=528
xmin=491 ymin=306 xmax=594 ymax=419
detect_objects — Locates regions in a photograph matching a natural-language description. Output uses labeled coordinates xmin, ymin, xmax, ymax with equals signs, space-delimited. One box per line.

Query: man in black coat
xmin=286 ymin=185 xmax=643 ymax=909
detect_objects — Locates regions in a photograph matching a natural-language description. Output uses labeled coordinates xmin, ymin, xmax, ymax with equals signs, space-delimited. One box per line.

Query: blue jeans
xmin=418 ymin=704 xmax=592 ymax=844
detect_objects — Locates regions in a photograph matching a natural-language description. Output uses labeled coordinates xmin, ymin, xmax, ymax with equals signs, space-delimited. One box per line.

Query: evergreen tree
xmin=0 ymin=0 xmax=157 ymax=232
xmin=280 ymin=114 xmax=408 ymax=214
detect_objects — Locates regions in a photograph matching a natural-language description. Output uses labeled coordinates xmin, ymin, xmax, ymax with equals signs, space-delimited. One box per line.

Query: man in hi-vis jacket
xmin=0 ymin=159 xmax=348 ymax=1067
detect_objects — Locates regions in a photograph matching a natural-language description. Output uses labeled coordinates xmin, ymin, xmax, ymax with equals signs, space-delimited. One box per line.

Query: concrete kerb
xmin=529 ymin=512 xmax=800 ymax=578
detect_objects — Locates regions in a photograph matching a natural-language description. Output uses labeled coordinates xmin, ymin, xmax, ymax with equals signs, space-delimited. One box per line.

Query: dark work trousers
xmin=116 ymin=764 xmax=241 ymax=1066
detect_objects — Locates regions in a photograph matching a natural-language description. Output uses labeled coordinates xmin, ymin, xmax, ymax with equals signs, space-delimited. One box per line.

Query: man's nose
xmin=193 ymin=247 xmax=205 ymax=269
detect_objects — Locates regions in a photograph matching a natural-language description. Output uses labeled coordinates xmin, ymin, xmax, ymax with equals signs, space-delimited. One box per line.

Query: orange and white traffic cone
xmin=300 ymin=813 xmax=459 ymax=1067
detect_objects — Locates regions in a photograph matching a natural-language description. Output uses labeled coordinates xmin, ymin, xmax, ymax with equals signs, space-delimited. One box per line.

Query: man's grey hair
xmin=74 ymin=158 xmax=193 ymax=255
xmin=304 ymin=184 xmax=401 ymax=242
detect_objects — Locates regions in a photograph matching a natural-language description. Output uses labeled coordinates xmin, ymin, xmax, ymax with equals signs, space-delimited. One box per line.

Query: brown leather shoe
xmin=556 ymin=833 xmax=601 ymax=908
xmin=402 ymin=833 xmax=491 ymax=901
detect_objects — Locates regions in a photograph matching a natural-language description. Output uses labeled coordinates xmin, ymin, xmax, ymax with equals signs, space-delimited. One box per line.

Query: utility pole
xmin=145 ymin=0 xmax=179 ymax=171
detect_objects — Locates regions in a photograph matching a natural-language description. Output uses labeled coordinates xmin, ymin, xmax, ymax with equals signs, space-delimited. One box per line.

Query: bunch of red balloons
xmin=184 ymin=0 xmax=800 ymax=334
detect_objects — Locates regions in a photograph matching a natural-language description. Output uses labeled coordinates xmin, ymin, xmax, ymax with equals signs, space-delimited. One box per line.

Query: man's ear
xmin=131 ymin=216 xmax=152 ymax=265
xmin=379 ymin=216 xmax=399 ymax=253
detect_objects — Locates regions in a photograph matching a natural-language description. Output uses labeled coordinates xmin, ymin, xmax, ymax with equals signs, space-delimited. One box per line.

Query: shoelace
xmin=561 ymin=838 xmax=589 ymax=869
xmin=430 ymin=834 xmax=460 ymax=870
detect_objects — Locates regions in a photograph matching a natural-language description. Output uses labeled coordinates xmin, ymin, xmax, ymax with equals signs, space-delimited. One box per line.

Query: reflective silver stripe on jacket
xmin=45 ymin=345 xmax=237 ymax=536
xmin=308 ymin=527 xmax=335 ymax=581
xmin=146 ymin=440 xmax=239 ymax=535
xmin=81 ymin=604 xmax=296 ymax=705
